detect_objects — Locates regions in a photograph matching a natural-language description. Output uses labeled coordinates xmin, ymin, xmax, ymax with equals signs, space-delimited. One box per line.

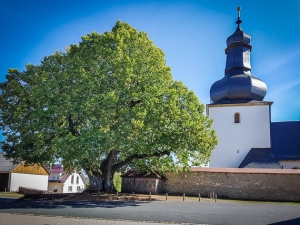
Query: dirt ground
xmin=20 ymin=192 xmax=216 ymax=202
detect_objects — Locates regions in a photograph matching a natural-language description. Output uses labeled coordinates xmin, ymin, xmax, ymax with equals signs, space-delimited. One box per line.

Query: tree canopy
xmin=0 ymin=21 xmax=217 ymax=191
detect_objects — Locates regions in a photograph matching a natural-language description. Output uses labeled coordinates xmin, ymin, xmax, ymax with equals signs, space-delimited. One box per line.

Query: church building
xmin=207 ymin=8 xmax=300 ymax=169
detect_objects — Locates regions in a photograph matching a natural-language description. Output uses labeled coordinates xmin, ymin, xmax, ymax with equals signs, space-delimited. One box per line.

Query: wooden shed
xmin=121 ymin=171 xmax=162 ymax=194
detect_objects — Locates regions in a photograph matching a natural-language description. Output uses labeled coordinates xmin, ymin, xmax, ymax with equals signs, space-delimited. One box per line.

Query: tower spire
xmin=209 ymin=7 xmax=267 ymax=103
xmin=236 ymin=6 xmax=242 ymax=28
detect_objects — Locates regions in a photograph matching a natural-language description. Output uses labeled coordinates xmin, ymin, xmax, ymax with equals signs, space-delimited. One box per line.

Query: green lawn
xmin=0 ymin=192 xmax=24 ymax=198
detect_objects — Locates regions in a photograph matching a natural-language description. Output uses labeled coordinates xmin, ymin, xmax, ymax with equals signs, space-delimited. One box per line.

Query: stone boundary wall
xmin=162 ymin=168 xmax=300 ymax=202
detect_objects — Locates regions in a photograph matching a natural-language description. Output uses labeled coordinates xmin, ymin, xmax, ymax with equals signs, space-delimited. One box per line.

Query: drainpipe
xmin=8 ymin=172 xmax=11 ymax=192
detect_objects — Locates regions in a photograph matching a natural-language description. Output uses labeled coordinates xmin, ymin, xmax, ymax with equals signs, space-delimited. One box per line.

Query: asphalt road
xmin=0 ymin=197 xmax=300 ymax=225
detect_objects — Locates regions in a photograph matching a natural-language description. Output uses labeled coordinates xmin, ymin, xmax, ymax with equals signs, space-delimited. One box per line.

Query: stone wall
xmin=162 ymin=168 xmax=300 ymax=202
xmin=122 ymin=177 xmax=161 ymax=194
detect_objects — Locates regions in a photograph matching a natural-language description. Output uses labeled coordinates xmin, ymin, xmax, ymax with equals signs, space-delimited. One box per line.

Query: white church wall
xmin=208 ymin=103 xmax=271 ymax=168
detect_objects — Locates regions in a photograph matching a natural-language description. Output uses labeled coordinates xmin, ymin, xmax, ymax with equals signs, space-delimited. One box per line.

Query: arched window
xmin=234 ymin=113 xmax=240 ymax=123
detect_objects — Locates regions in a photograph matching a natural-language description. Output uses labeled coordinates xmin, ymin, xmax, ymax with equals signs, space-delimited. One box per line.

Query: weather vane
xmin=236 ymin=6 xmax=242 ymax=27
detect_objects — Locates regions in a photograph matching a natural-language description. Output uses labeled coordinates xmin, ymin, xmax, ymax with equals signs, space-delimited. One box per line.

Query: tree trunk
xmin=103 ymin=167 xmax=116 ymax=192
xmin=85 ymin=169 xmax=116 ymax=193
xmin=101 ymin=150 xmax=118 ymax=192
xmin=84 ymin=149 xmax=170 ymax=193
xmin=86 ymin=172 xmax=103 ymax=193
xmin=85 ymin=150 xmax=118 ymax=193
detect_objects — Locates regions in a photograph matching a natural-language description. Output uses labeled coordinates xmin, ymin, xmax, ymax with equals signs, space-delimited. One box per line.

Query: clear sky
xmin=1 ymin=0 xmax=300 ymax=141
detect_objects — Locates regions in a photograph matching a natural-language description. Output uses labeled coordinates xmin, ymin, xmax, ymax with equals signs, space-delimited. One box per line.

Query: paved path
xmin=0 ymin=197 xmax=300 ymax=225
xmin=0 ymin=213 xmax=180 ymax=225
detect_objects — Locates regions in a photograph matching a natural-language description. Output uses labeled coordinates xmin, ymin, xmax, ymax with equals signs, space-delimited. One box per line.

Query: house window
xmin=68 ymin=186 xmax=72 ymax=192
xmin=76 ymin=176 xmax=79 ymax=184
xmin=77 ymin=186 xmax=81 ymax=191
xmin=234 ymin=113 xmax=240 ymax=123
xmin=71 ymin=175 xmax=74 ymax=184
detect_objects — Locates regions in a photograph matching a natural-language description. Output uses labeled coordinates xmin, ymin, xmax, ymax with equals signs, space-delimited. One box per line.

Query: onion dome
xmin=210 ymin=7 xmax=267 ymax=103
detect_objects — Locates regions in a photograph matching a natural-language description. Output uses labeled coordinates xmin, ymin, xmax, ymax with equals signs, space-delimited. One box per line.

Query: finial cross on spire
xmin=236 ymin=6 xmax=242 ymax=27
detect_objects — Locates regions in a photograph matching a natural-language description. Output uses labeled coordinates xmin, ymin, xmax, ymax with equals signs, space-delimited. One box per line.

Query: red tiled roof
xmin=59 ymin=173 xmax=70 ymax=183
xmin=48 ymin=164 xmax=64 ymax=173
xmin=51 ymin=168 xmax=63 ymax=173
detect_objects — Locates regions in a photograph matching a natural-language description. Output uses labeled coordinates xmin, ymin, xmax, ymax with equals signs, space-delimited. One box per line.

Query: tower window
xmin=234 ymin=113 xmax=240 ymax=123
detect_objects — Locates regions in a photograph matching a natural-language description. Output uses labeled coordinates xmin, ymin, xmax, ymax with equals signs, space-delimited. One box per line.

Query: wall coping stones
xmin=189 ymin=167 xmax=300 ymax=174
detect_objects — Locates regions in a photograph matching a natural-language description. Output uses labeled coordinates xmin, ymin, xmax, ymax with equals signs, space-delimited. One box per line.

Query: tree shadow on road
xmin=0 ymin=195 xmax=150 ymax=210
xmin=268 ymin=217 xmax=300 ymax=225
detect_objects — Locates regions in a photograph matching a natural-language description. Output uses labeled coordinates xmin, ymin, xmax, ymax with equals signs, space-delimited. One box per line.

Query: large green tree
xmin=0 ymin=21 xmax=217 ymax=191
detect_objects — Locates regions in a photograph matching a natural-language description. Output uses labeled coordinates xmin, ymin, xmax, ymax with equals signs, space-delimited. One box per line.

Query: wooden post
xmin=212 ymin=191 xmax=214 ymax=200
xmin=132 ymin=192 xmax=135 ymax=200
xmin=215 ymin=194 xmax=217 ymax=202
xmin=183 ymin=193 xmax=185 ymax=201
xmin=149 ymin=192 xmax=151 ymax=201
xmin=166 ymin=193 xmax=168 ymax=200
xmin=199 ymin=193 xmax=201 ymax=202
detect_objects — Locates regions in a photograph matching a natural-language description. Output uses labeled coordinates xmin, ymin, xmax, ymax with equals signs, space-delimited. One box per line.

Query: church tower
xmin=207 ymin=7 xmax=273 ymax=168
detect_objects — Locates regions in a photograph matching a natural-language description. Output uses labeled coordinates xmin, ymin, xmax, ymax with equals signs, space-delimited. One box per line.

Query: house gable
xmin=12 ymin=163 xmax=50 ymax=176
xmin=0 ymin=153 xmax=49 ymax=175
xmin=61 ymin=173 xmax=86 ymax=193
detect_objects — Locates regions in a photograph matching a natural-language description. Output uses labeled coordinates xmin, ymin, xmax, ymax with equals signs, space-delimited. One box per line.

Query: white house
xmin=0 ymin=153 xmax=49 ymax=192
xmin=47 ymin=164 xmax=86 ymax=193
xmin=207 ymin=8 xmax=300 ymax=169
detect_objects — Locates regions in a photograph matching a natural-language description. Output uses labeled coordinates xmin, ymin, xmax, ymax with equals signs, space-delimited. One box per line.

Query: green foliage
xmin=0 ymin=21 xmax=217 ymax=178
xmin=113 ymin=172 xmax=122 ymax=192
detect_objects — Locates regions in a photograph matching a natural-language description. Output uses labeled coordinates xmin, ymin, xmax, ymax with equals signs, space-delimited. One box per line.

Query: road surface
xmin=0 ymin=196 xmax=299 ymax=225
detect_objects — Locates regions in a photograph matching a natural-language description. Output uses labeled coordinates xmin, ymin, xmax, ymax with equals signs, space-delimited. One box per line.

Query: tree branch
xmin=112 ymin=149 xmax=170 ymax=171
xmin=100 ymin=150 xmax=118 ymax=172
xmin=128 ymin=99 xmax=141 ymax=108
xmin=68 ymin=114 xmax=79 ymax=136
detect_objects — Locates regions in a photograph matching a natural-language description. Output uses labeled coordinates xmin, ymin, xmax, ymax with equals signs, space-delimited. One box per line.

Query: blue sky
xmin=1 ymin=0 xmax=300 ymax=141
